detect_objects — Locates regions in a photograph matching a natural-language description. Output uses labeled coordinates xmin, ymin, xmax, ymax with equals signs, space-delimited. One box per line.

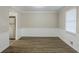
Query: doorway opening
xmin=9 ymin=16 xmax=16 ymax=44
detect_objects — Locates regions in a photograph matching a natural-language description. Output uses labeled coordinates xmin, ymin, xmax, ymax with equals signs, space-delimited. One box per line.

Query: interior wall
xmin=58 ymin=6 xmax=79 ymax=52
xmin=18 ymin=11 xmax=58 ymax=37
xmin=0 ymin=7 xmax=9 ymax=52
xmin=16 ymin=12 xmax=22 ymax=39
xmin=21 ymin=12 xmax=58 ymax=28
xmin=77 ymin=7 xmax=79 ymax=33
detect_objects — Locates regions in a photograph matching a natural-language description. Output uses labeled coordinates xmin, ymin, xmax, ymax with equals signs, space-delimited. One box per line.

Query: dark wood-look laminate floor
xmin=2 ymin=37 xmax=77 ymax=53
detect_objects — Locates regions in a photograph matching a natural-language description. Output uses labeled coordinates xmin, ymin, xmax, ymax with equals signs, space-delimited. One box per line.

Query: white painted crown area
xmin=12 ymin=6 xmax=63 ymax=11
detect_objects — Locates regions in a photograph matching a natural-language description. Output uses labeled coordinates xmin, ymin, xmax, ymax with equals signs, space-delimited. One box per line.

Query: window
xmin=65 ymin=8 xmax=76 ymax=33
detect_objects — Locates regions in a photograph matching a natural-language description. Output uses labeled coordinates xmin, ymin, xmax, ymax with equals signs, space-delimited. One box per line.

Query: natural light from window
xmin=65 ymin=8 xmax=76 ymax=33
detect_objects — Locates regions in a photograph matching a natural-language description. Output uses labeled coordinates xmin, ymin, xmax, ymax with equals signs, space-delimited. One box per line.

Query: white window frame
xmin=65 ymin=8 xmax=77 ymax=34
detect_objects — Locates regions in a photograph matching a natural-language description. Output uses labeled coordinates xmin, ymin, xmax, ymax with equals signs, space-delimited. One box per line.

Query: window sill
xmin=66 ymin=30 xmax=76 ymax=36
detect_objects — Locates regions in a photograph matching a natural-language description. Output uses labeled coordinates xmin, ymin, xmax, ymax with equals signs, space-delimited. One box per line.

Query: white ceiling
xmin=12 ymin=6 xmax=63 ymax=11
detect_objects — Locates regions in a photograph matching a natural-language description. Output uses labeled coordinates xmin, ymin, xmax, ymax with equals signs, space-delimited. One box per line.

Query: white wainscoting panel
xmin=21 ymin=28 xmax=58 ymax=37
xmin=0 ymin=32 xmax=9 ymax=52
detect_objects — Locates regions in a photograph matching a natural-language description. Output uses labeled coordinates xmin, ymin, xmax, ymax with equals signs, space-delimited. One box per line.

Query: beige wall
xmin=16 ymin=11 xmax=23 ymax=39
xmin=0 ymin=7 xmax=9 ymax=33
xmin=0 ymin=7 xmax=9 ymax=52
xmin=17 ymin=12 xmax=22 ymax=29
xmin=21 ymin=12 xmax=58 ymax=28
xmin=77 ymin=7 xmax=79 ymax=33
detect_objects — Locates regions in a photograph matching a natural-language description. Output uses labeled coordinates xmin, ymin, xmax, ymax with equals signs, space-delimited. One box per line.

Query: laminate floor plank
xmin=2 ymin=37 xmax=77 ymax=53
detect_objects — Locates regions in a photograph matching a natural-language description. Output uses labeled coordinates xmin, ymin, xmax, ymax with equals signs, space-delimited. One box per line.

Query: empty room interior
xmin=0 ymin=6 xmax=79 ymax=53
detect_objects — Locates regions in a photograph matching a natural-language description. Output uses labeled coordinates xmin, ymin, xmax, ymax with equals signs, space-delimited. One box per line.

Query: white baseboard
xmin=0 ymin=32 xmax=9 ymax=52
